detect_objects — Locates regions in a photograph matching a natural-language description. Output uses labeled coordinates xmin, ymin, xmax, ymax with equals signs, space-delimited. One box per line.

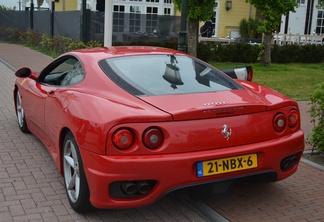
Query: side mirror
xmin=15 ymin=67 xmax=32 ymax=78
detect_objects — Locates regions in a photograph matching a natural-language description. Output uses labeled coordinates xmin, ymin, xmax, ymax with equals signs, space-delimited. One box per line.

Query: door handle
xmin=48 ymin=91 xmax=55 ymax=95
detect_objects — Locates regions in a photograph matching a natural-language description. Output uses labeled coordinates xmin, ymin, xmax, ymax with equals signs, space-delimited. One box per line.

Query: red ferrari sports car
xmin=14 ymin=46 xmax=304 ymax=212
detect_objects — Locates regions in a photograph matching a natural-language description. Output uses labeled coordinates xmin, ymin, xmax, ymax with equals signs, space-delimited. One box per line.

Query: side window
xmin=39 ymin=56 xmax=84 ymax=86
xmin=60 ymin=60 xmax=84 ymax=86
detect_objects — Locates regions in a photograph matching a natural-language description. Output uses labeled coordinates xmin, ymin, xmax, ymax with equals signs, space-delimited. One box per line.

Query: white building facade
xmin=77 ymin=0 xmax=174 ymax=15
xmin=280 ymin=0 xmax=324 ymax=35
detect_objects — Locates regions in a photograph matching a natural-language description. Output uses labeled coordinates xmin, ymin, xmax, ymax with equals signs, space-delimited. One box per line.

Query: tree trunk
xmin=261 ymin=32 xmax=272 ymax=67
xmin=187 ymin=18 xmax=199 ymax=57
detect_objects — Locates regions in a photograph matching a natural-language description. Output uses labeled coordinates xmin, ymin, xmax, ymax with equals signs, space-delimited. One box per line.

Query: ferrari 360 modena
xmin=14 ymin=46 xmax=304 ymax=212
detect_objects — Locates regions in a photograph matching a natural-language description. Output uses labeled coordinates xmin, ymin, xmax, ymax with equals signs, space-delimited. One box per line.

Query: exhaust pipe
xmin=280 ymin=154 xmax=298 ymax=171
xmin=120 ymin=181 xmax=152 ymax=196
xmin=121 ymin=182 xmax=137 ymax=195
xmin=137 ymin=181 xmax=151 ymax=195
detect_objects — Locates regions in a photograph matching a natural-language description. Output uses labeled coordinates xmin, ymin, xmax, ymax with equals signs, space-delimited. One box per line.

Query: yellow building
xmin=53 ymin=0 xmax=78 ymax=11
xmin=215 ymin=0 xmax=256 ymax=38
xmin=51 ymin=0 xmax=255 ymax=39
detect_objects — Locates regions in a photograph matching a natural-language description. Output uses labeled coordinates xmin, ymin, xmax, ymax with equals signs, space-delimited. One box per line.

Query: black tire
xmin=16 ymin=90 xmax=29 ymax=133
xmin=62 ymin=131 xmax=93 ymax=213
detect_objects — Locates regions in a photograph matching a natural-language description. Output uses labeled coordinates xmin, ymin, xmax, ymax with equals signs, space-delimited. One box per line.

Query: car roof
xmin=68 ymin=46 xmax=187 ymax=60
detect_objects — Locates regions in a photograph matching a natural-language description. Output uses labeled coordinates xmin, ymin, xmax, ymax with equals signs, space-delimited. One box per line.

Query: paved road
xmin=0 ymin=43 xmax=323 ymax=222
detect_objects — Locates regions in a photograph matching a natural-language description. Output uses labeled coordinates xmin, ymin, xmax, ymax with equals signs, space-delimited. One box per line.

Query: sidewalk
xmin=0 ymin=43 xmax=323 ymax=222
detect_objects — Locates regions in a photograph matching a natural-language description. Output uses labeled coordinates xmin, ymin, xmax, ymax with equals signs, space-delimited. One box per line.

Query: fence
xmin=272 ymin=33 xmax=324 ymax=45
xmin=0 ymin=10 xmax=181 ymax=43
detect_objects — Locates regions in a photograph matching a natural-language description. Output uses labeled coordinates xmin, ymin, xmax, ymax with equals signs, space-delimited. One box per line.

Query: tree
xmin=173 ymin=0 xmax=215 ymax=56
xmin=317 ymin=0 xmax=324 ymax=9
xmin=0 ymin=5 xmax=16 ymax=10
xmin=246 ymin=0 xmax=297 ymax=66
xmin=239 ymin=18 xmax=262 ymax=39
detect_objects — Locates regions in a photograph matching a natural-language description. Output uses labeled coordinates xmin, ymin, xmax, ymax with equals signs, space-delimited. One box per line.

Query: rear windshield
xmin=99 ymin=55 xmax=243 ymax=96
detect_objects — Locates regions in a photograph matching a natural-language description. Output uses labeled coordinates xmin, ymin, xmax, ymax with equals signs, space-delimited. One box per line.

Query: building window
xmin=130 ymin=6 xmax=141 ymax=33
xmin=113 ymin=5 xmax=125 ymax=12
xmin=113 ymin=5 xmax=125 ymax=33
xmin=147 ymin=7 xmax=158 ymax=14
xmin=146 ymin=7 xmax=158 ymax=33
xmin=146 ymin=0 xmax=159 ymax=2
xmin=164 ymin=0 xmax=172 ymax=3
xmin=316 ymin=11 xmax=324 ymax=35
xmin=130 ymin=6 xmax=141 ymax=13
xmin=164 ymin=8 xmax=171 ymax=15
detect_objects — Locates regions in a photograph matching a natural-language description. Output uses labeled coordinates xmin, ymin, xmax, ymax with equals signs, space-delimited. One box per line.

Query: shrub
xmin=0 ymin=27 xmax=25 ymax=42
xmin=26 ymin=29 xmax=41 ymax=47
xmin=86 ymin=40 xmax=104 ymax=48
xmin=209 ymin=43 xmax=260 ymax=63
xmin=53 ymin=36 xmax=74 ymax=54
xmin=40 ymin=33 xmax=54 ymax=50
xmin=308 ymin=82 xmax=324 ymax=153
xmin=299 ymin=44 xmax=324 ymax=63
xmin=67 ymin=39 xmax=86 ymax=52
xmin=271 ymin=44 xmax=324 ymax=63
xmin=197 ymin=42 xmax=214 ymax=62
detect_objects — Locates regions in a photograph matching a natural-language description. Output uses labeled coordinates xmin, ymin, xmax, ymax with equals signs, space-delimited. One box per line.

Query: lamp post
xmin=51 ymin=0 xmax=55 ymax=37
xmin=178 ymin=0 xmax=187 ymax=52
xmin=81 ymin=0 xmax=90 ymax=42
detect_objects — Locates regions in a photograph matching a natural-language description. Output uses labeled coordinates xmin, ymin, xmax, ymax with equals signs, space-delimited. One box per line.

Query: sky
xmin=0 ymin=0 xmax=22 ymax=10
xmin=0 ymin=0 xmax=50 ymax=10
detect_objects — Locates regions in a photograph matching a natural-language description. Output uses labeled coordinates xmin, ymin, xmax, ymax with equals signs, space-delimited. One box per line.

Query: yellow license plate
xmin=196 ymin=154 xmax=258 ymax=177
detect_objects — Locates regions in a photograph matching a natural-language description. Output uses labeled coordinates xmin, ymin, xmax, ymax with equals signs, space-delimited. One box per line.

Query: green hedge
xmin=308 ymin=82 xmax=324 ymax=152
xmin=1 ymin=26 xmax=323 ymax=63
xmin=271 ymin=44 xmax=324 ymax=63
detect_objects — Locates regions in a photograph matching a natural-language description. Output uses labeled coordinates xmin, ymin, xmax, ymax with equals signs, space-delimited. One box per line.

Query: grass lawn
xmin=209 ymin=62 xmax=324 ymax=101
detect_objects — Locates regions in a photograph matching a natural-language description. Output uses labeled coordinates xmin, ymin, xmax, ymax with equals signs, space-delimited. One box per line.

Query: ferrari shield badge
xmin=221 ymin=124 xmax=232 ymax=140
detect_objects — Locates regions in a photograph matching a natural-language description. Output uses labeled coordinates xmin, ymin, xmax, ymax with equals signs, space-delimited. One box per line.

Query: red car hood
xmin=138 ymin=89 xmax=269 ymax=121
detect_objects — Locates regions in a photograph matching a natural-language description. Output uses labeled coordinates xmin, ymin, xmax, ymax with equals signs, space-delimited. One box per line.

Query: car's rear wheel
xmin=16 ymin=90 xmax=29 ymax=133
xmin=63 ymin=131 xmax=92 ymax=213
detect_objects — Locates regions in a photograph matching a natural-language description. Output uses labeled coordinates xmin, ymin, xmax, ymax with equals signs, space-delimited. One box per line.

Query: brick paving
xmin=0 ymin=43 xmax=323 ymax=222
xmin=205 ymin=161 xmax=324 ymax=222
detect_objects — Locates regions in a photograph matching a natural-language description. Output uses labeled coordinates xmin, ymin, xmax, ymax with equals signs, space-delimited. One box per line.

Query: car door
xmin=22 ymin=80 xmax=52 ymax=146
xmin=35 ymin=55 xmax=84 ymax=149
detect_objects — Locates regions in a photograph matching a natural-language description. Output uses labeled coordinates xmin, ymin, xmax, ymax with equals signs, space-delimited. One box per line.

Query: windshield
xmin=99 ymin=55 xmax=243 ymax=96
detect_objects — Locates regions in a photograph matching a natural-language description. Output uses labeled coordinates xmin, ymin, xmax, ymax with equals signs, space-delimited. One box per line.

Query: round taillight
xmin=273 ymin=113 xmax=287 ymax=133
xmin=112 ymin=128 xmax=134 ymax=150
xmin=143 ymin=127 xmax=163 ymax=149
xmin=288 ymin=110 xmax=299 ymax=129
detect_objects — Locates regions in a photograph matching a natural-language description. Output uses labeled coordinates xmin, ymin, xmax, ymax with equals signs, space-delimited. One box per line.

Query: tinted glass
xmin=38 ymin=56 xmax=84 ymax=86
xmin=99 ymin=55 xmax=243 ymax=96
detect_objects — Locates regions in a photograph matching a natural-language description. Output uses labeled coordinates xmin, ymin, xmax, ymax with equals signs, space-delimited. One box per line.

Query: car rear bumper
xmin=80 ymin=130 xmax=304 ymax=209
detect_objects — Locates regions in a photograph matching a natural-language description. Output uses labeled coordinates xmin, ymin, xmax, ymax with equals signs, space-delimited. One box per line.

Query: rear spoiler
xmin=221 ymin=66 xmax=253 ymax=81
